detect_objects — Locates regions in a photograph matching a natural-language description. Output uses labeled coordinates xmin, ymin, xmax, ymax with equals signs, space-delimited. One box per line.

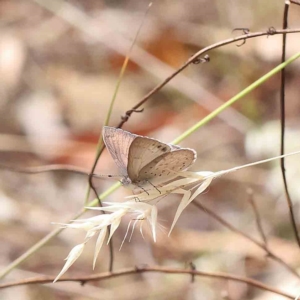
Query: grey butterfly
xmin=102 ymin=126 xmax=197 ymax=190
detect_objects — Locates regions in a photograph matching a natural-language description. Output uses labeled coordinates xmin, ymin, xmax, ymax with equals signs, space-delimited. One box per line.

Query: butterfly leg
xmin=136 ymin=184 xmax=150 ymax=195
xmin=146 ymin=180 xmax=161 ymax=194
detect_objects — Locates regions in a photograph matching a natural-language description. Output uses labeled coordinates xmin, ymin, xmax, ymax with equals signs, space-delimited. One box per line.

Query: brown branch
xmin=279 ymin=2 xmax=300 ymax=248
xmin=0 ymin=163 xmax=93 ymax=176
xmin=86 ymin=150 xmax=114 ymax=273
xmin=0 ymin=163 xmax=114 ymax=179
xmin=291 ymin=0 xmax=300 ymax=6
xmin=247 ymin=189 xmax=268 ymax=246
xmin=0 ymin=266 xmax=295 ymax=299
xmin=86 ymin=3 xmax=152 ymax=272
xmin=115 ymin=28 xmax=300 ymax=128
xmin=192 ymin=201 xmax=300 ymax=279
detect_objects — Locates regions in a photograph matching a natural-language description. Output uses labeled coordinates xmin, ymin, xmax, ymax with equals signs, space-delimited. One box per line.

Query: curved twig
xmin=247 ymin=189 xmax=268 ymax=246
xmin=116 ymin=28 xmax=300 ymax=128
xmin=232 ymin=28 xmax=250 ymax=47
xmin=279 ymin=2 xmax=300 ymax=248
xmin=192 ymin=201 xmax=300 ymax=279
xmin=291 ymin=0 xmax=300 ymax=5
xmin=0 ymin=163 xmax=91 ymax=176
xmin=0 ymin=163 xmax=118 ymax=179
xmin=0 ymin=266 xmax=295 ymax=299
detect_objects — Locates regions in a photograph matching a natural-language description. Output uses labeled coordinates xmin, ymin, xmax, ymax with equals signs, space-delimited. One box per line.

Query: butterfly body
xmin=103 ymin=126 xmax=197 ymax=191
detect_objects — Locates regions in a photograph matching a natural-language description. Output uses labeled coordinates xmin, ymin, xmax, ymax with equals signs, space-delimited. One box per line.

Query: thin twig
xmin=87 ymin=3 xmax=150 ymax=204
xmin=115 ymin=28 xmax=300 ymax=128
xmin=88 ymin=169 xmax=114 ymax=272
xmin=247 ymin=189 xmax=268 ymax=246
xmin=0 ymin=163 xmax=123 ymax=180
xmin=279 ymin=1 xmax=300 ymax=248
xmin=85 ymin=2 xmax=152 ymax=273
xmin=192 ymin=201 xmax=300 ymax=279
xmin=0 ymin=163 xmax=92 ymax=177
xmin=291 ymin=0 xmax=300 ymax=5
xmin=189 ymin=262 xmax=196 ymax=283
xmin=0 ymin=266 xmax=295 ymax=299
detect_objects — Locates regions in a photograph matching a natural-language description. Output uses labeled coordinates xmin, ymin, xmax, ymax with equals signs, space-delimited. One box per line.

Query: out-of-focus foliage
xmin=1 ymin=0 xmax=300 ymax=299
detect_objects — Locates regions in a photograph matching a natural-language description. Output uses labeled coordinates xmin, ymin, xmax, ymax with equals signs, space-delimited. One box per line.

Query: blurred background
xmin=1 ymin=0 xmax=300 ymax=299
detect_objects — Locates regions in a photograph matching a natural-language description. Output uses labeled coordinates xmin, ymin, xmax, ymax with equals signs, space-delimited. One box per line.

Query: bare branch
xmin=0 ymin=163 xmax=115 ymax=179
xmin=247 ymin=189 xmax=268 ymax=246
xmin=291 ymin=0 xmax=300 ymax=6
xmin=192 ymin=201 xmax=300 ymax=279
xmin=0 ymin=266 xmax=296 ymax=299
xmin=0 ymin=163 xmax=92 ymax=176
xmin=279 ymin=1 xmax=300 ymax=248
xmin=116 ymin=28 xmax=300 ymax=128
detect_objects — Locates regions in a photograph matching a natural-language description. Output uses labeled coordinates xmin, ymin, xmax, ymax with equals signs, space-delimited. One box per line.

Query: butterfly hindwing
xmin=137 ymin=148 xmax=197 ymax=185
xmin=127 ymin=137 xmax=172 ymax=182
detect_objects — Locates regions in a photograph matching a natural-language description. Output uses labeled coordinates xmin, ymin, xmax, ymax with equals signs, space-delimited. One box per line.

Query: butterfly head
xmin=121 ymin=176 xmax=132 ymax=186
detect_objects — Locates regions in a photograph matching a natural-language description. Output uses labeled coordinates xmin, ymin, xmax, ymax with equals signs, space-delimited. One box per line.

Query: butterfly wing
xmin=103 ymin=127 xmax=197 ymax=188
xmin=127 ymin=137 xmax=172 ymax=182
xmin=102 ymin=126 xmax=136 ymax=176
xmin=137 ymin=148 xmax=197 ymax=186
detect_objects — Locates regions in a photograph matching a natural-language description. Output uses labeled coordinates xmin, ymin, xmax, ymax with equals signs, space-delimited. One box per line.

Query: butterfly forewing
xmin=102 ymin=126 xmax=136 ymax=176
xmin=137 ymin=148 xmax=197 ymax=185
xmin=127 ymin=137 xmax=172 ymax=182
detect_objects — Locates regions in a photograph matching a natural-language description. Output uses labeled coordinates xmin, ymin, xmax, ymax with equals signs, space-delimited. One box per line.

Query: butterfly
xmin=102 ymin=126 xmax=197 ymax=191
